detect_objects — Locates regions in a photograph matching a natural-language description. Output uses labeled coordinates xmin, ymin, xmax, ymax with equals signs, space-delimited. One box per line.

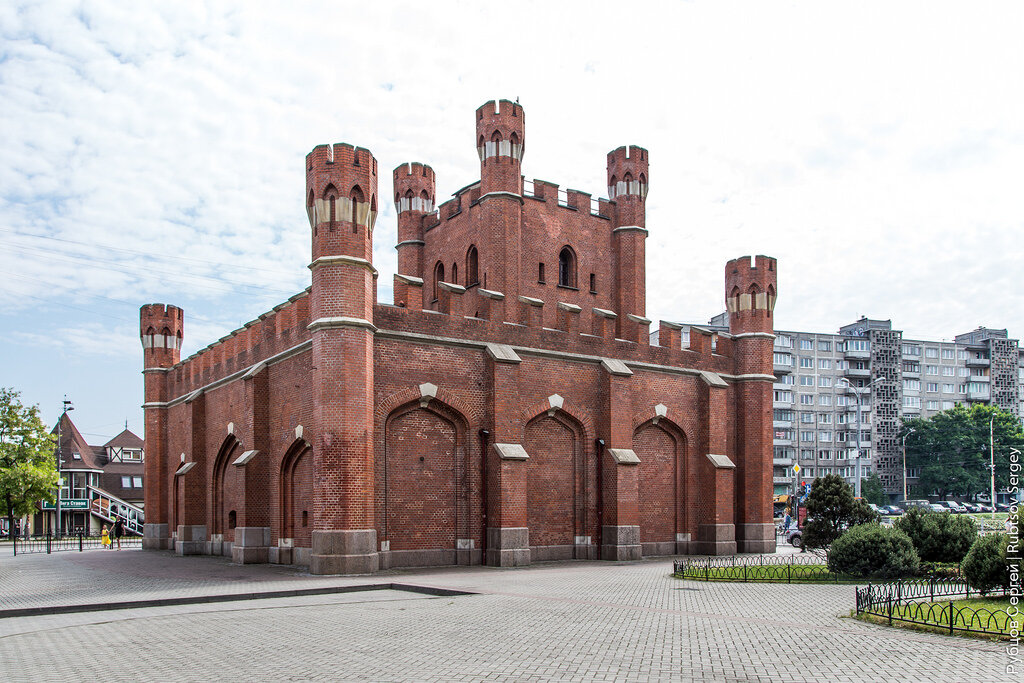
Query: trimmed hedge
xmin=828 ymin=523 xmax=920 ymax=579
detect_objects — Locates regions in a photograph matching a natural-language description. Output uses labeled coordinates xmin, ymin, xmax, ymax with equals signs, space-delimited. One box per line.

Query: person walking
xmin=101 ymin=524 xmax=111 ymax=549
xmin=112 ymin=516 xmax=124 ymax=551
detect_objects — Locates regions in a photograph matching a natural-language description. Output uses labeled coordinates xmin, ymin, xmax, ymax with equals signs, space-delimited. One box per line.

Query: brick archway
xmin=211 ymin=435 xmax=241 ymax=540
xmin=632 ymin=417 xmax=687 ymax=553
xmin=280 ymin=439 xmax=312 ymax=547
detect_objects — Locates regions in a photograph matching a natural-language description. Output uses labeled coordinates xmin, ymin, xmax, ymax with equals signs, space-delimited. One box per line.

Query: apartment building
xmin=708 ymin=315 xmax=1023 ymax=500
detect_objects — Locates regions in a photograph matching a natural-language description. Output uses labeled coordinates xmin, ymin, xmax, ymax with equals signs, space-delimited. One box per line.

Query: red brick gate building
xmin=141 ymin=100 xmax=778 ymax=574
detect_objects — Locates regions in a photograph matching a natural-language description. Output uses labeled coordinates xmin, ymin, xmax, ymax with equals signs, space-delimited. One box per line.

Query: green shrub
xmin=827 ymin=523 xmax=920 ymax=579
xmin=962 ymin=533 xmax=1009 ymax=593
xmin=893 ymin=507 xmax=977 ymax=563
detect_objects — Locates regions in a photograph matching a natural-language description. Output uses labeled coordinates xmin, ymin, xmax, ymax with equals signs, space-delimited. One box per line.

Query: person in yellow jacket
xmin=101 ymin=524 xmax=111 ymax=549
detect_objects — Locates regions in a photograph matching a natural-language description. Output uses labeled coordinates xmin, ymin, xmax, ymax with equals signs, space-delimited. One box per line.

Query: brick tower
xmin=725 ymin=255 xmax=778 ymax=553
xmin=139 ymin=303 xmax=183 ymax=549
xmin=305 ymin=142 xmax=379 ymax=574
xmin=475 ymin=99 xmax=525 ymax=303
xmin=607 ymin=146 xmax=648 ymax=340
xmin=392 ymin=162 xmax=435 ymax=309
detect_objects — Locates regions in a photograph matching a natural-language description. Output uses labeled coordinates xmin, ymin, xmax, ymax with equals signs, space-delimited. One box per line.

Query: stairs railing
xmin=87 ymin=485 xmax=144 ymax=536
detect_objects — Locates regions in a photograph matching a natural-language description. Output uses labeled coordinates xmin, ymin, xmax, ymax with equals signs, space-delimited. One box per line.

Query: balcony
xmin=902 ymin=367 xmax=920 ymax=377
xmin=843 ymin=367 xmax=871 ymax=379
xmin=967 ymin=387 xmax=991 ymax=401
xmin=773 ymin=419 xmax=793 ymax=428
xmin=966 ymin=357 xmax=990 ymax=368
xmin=773 ymin=457 xmax=794 ymax=467
xmin=773 ymin=362 xmax=793 ymax=375
xmin=773 ymin=400 xmax=793 ymax=409
xmin=773 ymin=476 xmax=795 ymax=485
xmin=844 ymin=347 xmax=871 ymax=360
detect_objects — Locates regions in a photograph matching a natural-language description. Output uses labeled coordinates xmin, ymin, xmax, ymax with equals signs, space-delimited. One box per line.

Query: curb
xmin=0 ymin=583 xmax=475 ymax=620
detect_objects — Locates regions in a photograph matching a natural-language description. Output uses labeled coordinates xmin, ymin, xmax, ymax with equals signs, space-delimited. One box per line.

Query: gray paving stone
xmin=0 ymin=548 xmax=1010 ymax=682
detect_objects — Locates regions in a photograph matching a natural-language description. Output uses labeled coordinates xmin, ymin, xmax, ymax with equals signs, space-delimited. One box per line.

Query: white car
xmin=928 ymin=503 xmax=948 ymax=513
xmin=937 ymin=501 xmax=965 ymax=513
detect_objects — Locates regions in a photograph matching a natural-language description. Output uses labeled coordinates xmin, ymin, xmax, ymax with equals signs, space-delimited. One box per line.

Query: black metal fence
xmin=10 ymin=532 xmax=142 ymax=556
xmin=855 ymin=579 xmax=1016 ymax=638
xmin=674 ymin=554 xmax=843 ymax=583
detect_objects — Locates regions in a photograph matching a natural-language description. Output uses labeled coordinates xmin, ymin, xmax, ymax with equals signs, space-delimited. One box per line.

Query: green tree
xmin=962 ymin=533 xmax=1010 ymax=593
xmin=802 ymin=474 xmax=878 ymax=549
xmin=860 ymin=473 xmax=887 ymax=506
xmin=903 ymin=404 xmax=1024 ymax=500
xmin=0 ymin=388 xmax=57 ymax=540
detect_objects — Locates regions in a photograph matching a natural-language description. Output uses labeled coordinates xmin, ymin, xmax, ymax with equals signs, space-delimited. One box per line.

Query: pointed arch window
xmin=451 ymin=262 xmax=458 ymax=285
xmin=558 ymin=246 xmax=577 ymax=288
xmin=466 ymin=245 xmax=479 ymax=286
xmin=433 ymin=261 xmax=444 ymax=301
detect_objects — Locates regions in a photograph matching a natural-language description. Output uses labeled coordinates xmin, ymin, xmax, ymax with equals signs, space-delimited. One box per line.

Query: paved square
xmin=0 ymin=548 xmax=1010 ymax=682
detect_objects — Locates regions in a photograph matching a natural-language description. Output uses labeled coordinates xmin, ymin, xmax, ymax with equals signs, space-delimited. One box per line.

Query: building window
xmin=799 ymin=394 xmax=814 ymax=405
xmin=799 ymin=357 xmax=813 ymax=368
xmin=818 ymin=358 xmax=832 ymax=370
xmin=942 ymin=366 xmax=955 ymax=377
xmin=433 ymin=261 xmax=444 ymax=300
xmin=818 ymin=340 xmax=832 ymax=352
xmin=799 ymin=375 xmax=813 ymax=386
xmin=926 ymin=365 xmax=939 ymax=375
xmin=941 ymin=348 xmax=955 ymax=360
xmin=903 ymin=379 xmax=921 ymax=391
xmin=133 ymin=476 xmax=142 ymax=488
xmin=466 ymin=246 xmax=479 ymax=286
xmin=926 ymin=347 xmax=939 ymax=358
xmin=926 ymin=383 xmax=939 ymax=392
xmin=800 ymin=339 xmax=813 ymax=350
xmin=819 ymin=376 xmax=832 ymax=388
xmin=819 ymin=395 xmax=832 ymax=406
xmin=538 ymin=262 xmax=545 ymax=283
xmin=800 ymin=431 xmax=814 ymax=442
xmin=775 ymin=335 xmax=793 ymax=349
xmin=589 ymin=273 xmax=596 ymax=293
xmin=558 ymin=246 xmax=576 ymax=288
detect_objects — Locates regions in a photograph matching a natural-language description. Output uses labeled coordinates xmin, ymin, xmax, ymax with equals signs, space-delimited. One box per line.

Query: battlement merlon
xmin=725 ymin=255 xmax=778 ymax=336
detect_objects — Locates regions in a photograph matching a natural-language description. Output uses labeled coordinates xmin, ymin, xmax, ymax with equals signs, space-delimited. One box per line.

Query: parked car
xmin=883 ymin=505 xmax=904 ymax=516
xmin=960 ymin=502 xmax=981 ymax=513
xmin=995 ymin=503 xmax=1011 ymax=513
xmin=936 ymin=501 xmax=965 ymax=513
xmin=928 ymin=503 xmax=949 ymax=513
xmin=976 ymin=504 xmax=994 ymax=513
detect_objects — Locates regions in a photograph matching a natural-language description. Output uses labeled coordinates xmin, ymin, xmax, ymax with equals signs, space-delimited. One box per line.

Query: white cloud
xmin=1 ymin=0 xmax=1023 ymax=434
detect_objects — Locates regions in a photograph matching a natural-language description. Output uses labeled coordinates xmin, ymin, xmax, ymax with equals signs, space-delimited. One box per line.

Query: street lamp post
xmin=902 ymin=427 xmax=915 ymax=503
xmin=837 ymin=376 xmax=886 ymax=499
xmin=55 ymin=397 xmax=73 ymax=537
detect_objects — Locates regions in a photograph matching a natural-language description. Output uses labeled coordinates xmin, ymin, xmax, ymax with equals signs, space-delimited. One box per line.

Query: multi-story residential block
xmin=709 ymin=315 xmax=1022 ymax=500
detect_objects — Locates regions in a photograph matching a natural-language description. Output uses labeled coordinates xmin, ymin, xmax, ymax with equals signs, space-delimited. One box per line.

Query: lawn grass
xmin=858 ymin=595 xmax=1020 ymax=639
xmin=679 ymin=563 xmax=864 ymax=583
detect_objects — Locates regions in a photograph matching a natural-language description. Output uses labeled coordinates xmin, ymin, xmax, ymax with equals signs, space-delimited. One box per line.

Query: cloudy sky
xmin=2 ymin=1 xmax=1022 ymax=441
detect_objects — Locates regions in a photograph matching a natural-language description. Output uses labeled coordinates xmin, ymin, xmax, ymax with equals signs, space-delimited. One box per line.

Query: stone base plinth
xmin=175 ymin=525 xmax=207 ymax=556
xmin=310 ymin=529 xmax=379 ymax=575
xmin=601 ymin=525 xmax=641 ymax=561
xmin=736 ymin=523 xmax=775 ymax=554
xmin=485 ymin=527 xmax=530 ymax=566
xmin=142 ymin=523 xmax=169 ymax=550
xmin=693 ymin=523 xmax=736 ymax=556
xmin=232 ymin=526 xmax=271 ymax=564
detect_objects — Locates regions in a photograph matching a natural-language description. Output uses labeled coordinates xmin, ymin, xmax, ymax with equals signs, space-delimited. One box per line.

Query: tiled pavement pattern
xmin=0 ymin=548 xmax=1009 ymax=682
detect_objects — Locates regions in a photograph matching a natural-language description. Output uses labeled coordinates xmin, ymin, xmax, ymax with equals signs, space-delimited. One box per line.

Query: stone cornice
xmin=307 ymin=255 xmax=378 ymax=275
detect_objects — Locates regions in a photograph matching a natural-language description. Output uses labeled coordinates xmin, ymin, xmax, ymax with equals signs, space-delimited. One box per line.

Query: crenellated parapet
xmin=305 ymin=143 xmax=378 ymax=263
xmin=393 ymin=162 xmax=436 ymax=215
xmin=725 ymin=255 xmax=777 ymax=336
xmin=476 ymin=99 xmax=524 ymax=195
xmin=140 ymin=303 xmax=184 ymax=368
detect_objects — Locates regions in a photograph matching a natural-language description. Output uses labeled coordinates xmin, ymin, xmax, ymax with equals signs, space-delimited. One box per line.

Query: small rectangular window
xmin=133 ymin=476 xmax=143 ymax=488
xmin=121 ymin=476 xmax=131 ymax=488
xmin=538 ymin=263 xmax=545 ymax=283
xmin=589 ymin=273 xmax=596 ymax=293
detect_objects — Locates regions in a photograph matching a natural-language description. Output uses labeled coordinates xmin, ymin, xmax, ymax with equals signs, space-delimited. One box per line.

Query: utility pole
xmin=990 ymin=414 xmax=996 ymax=521
xmin=902 ymin=427 xmax=915 ymax=503
xmin=55 ymin=397 xmax=73 ymax=537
